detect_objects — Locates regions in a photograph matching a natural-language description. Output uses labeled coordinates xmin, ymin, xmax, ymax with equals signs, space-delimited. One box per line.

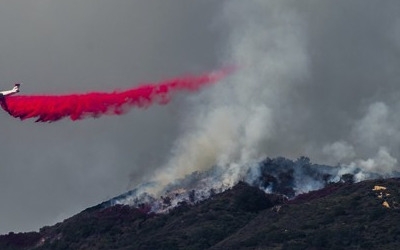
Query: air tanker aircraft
xmin=0 ymin=84 xmax=21 ymax=97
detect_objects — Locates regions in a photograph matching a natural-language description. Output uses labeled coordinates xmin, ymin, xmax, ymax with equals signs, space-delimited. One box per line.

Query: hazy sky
xmin=1 ymin=0 xmax=400 ymax=234
xmin=0 ymin=0 xmax=221 ymax=234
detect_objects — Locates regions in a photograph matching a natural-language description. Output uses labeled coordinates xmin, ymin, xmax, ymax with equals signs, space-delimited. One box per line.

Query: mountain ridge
xmin=1 ymin=156 xmax=400 ymax=249
xmin=1 ymin=177 xmax=400 ymax=249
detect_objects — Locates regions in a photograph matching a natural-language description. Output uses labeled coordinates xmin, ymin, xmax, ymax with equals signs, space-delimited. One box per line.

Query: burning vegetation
xmin=2 ymin=177 xmax=400 ymax=249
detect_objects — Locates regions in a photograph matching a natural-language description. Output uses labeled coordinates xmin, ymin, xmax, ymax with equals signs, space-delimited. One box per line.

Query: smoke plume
xmin=147 ymin=1 xmax=309 ymax=192
xmin=121 ymin=0 xmax=400 ymax=205
xmin=0 ymin=69 xmax=230 ymax=122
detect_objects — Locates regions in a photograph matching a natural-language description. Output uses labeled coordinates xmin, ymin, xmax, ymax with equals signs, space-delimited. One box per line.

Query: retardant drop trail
xmin=0 ymin=69 xmax=232 ymax=122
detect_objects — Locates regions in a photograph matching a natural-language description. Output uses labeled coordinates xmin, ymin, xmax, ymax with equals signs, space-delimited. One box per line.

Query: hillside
xmin=211 ymin=178 xmax=400 ymax=249
xmin=1 ymin=177 xmax=400 ymax=249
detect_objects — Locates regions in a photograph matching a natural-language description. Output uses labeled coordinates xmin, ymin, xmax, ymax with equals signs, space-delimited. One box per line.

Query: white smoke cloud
xmin=356 ymin=147 xmax=398 ymax=174
xmin=323 ymin=102 xmax=400 ymax=175
xmin=322 ymin=141 xmax=356 ymax=163
xmin=353 ymin=102 xmax=400 ymax=152
xmin=147 ymin=0 xmax=309 ymax=194
xmin=144 ymin=1 xmax=400 ymax=197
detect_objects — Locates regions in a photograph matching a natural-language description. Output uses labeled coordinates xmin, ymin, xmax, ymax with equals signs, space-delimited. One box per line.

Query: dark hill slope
xmin=211 ymin=178 xmax=400 ymax=250
xmin=1 ymin=178 xmax=400 ymax=250
xmin=7 ymin=182 xmax=282 ymax=250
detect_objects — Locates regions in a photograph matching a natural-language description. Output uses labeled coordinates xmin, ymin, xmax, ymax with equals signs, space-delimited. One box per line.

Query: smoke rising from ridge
xmin=142 ymin=0 xmax=400 ymax=196
xmin=150 ymin=1 xmax=310 ymax=190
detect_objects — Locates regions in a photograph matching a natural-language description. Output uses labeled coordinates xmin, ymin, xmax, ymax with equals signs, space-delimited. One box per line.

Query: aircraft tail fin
xmin=14 ymin=83 xmax=21 ymax=92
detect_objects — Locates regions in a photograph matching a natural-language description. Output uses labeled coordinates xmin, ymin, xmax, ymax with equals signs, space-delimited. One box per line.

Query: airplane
xmin=0 ymin=83 xmax=21 ymax=97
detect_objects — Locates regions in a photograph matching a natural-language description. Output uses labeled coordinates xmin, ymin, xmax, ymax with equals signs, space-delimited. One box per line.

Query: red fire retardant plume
xmin=0 ymin=69 xmax=231 ymax=122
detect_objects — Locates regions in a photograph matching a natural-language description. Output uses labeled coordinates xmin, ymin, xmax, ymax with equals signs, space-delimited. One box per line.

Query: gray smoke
xmin=109 ymin=155 xmax=391 ymax=215
xmin=149 ymin=0 xmax=309 ymax=191
xmin=137 ymin=0 xmax=400 ymax=198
